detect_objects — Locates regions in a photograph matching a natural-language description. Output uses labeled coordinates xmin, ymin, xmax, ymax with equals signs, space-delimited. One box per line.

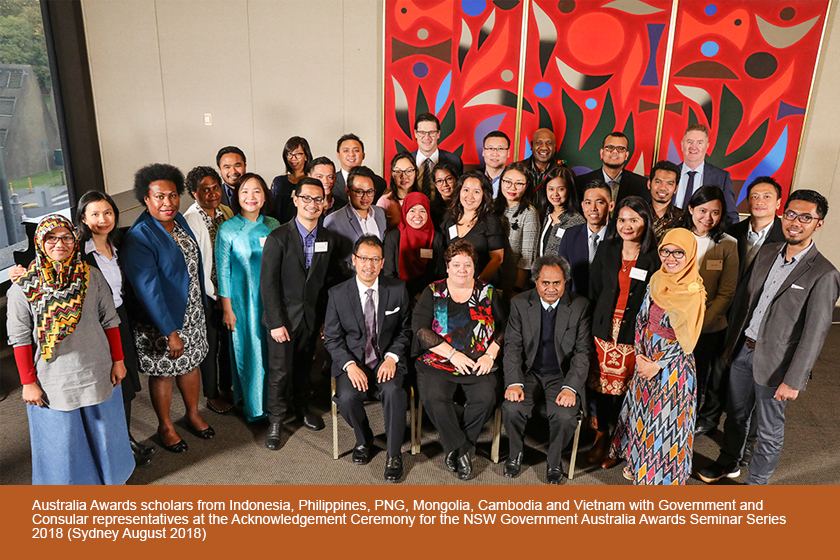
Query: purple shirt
xmin=295 ymin=217 xmax=318 ymax=268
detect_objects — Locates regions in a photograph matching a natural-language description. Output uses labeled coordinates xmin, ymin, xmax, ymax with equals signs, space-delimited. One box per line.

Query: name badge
xmin=420 ymin=248 xmax=434 ymax=259
xmin=629 ymin=267 xmax=648 ymax=281
xmin=706 ymin=259 xmax=723 ymax=271
xmin=314 ymin=241 xmax=328 ymax=253
xmin=448 ymin=225 xmax=459 ymax=240
xmin=555 ymin=228 xmax=565 ymax=239
xmin=259 ymin=237 xmax=266 ymax=247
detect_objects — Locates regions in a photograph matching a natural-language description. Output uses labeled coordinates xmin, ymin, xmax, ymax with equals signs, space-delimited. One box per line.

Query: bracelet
xmin=447 ymin=348 xmax=456 ymax=361
xmin=484 ymin=353 xmax=497 ymax=361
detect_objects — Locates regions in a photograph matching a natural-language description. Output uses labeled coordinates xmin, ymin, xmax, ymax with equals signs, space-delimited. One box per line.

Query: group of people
xmin=8 ymin=116 xmax=838 ymax=486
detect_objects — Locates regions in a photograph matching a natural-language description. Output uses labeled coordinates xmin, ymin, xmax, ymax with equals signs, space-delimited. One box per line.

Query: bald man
xmin=518 ymin=128 xmax=563 ymax=213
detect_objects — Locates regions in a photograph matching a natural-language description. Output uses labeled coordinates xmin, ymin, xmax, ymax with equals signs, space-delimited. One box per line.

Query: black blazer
xmin=411 ymin=149 xmax=464 ymax=176
xmin=557 ymin=222 xmax=595 ymax=297
xmin=574 ymin=168 xmax=650 ymax=208
xmin=589 ymin=238 xmax=659 ymax=345
xmin=382 ymin=229 xmax=445 ymax=300
xmin=729 ymin=216 xmax=786 ymax=281
xmin=333 ymin=170 xmax=388 ymax=207
xmin=323 ymin=276 xmax=412 ymax=378
xmin=259 ymin=220 xmax=340 ymax=334
xmin=503 ymin=289 xmax=593 ymax=396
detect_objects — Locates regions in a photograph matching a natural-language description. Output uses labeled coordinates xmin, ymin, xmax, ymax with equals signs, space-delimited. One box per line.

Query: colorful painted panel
xmin=519 ymin=0 xmax=674 ymax=177
xmin=384 ymin=0 xmax=525 ymax=169
xmin=658 ymin=0 xmax=830 ymax=209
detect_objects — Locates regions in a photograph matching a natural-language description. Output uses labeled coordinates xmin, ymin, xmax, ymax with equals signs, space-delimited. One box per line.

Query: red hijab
xmin=397 ymin=192 xmax=435 ymax=280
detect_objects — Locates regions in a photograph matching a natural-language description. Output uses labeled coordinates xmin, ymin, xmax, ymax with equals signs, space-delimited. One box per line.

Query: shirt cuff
xmin=507 ymin=383 xmax=524 ymax=388
xmin=561 ymin=386 xmax=577 ymax=395
xmin=384 ymin=352 xmax=399 ymax=364
xmin=342 ymin=361 xmax=355 ymax=372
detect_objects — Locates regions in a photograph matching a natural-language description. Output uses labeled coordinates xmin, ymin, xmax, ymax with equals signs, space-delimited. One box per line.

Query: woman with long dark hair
xmin=495 ymin=161 xmax=540 ymax=297
xmin=538 ymin=166 xmax=585 ymax=256
xmin=587 ymin=196 xmax=660 ymax=469
xmin=377 ymin=151 xmax=418 ymax=230
xmin=270 ymin=136 xmax=313 ymax=224
xmin=429 ymin=161 xmax=458 ymax=227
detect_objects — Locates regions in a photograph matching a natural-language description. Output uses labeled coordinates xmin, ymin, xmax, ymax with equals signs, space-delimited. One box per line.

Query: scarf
xmin=397 ymin=192 xmax=435 ymax=280
xmin=648 ymin=228 xmax=705 ymax=353
xmin=14 ymin=214 xmax=90 ymax=361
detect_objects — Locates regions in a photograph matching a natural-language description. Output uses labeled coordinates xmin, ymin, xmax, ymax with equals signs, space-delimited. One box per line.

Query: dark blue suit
xmin=557 ymin=222 xmax=596 ymax=298
xmin=122 ymin=211 xmax=205 ymax=337
xmin=411 ymin=149 xmax=464 ymax=176
xmin=678 ymin=162 xmax=739 ymax=224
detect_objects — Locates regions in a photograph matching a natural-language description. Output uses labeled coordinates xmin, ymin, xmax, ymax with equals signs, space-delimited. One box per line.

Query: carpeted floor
xmin=2 ymin=328 xmax=839 ymax=486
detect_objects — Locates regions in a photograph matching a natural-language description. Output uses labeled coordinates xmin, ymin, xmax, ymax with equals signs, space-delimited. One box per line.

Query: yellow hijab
xmin=649 ymin=228 xmax=705 ymax=354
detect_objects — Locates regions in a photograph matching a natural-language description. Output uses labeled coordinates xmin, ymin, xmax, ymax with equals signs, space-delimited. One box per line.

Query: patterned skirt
xmin=589 ymin=314 xmax=635 ymax=396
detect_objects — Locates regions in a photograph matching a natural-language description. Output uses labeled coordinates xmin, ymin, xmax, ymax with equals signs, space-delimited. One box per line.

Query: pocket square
xmin=385 ymin=307 xmax=400 ymax=315
xmin=791 ymin=284 xmax=805 ymax=290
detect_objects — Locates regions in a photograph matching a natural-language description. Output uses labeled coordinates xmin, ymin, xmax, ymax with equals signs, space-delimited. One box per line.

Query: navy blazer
xmin=122 ymin=211 xmax=205 ymax=337
xmin=411 ymin=149 xmax=464 ymax=176
xmin=557 ymin=222 xmax=596 ymax=297
xmin=678 ymin=161 xmax=739 ymax=224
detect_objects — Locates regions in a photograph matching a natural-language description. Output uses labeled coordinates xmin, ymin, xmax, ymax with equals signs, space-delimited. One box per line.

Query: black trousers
xmin=266 ymin=323 xmax=318 ymax=424
xmin=199 ymin=304 xmax=232 ymax=400
xmin=594 ymin=393 xmax=624 ymax=435
xmin=417 ymin=364 xmax=498 ymax=455
xmin=334 ymin=368 xmax=407 ymax=457
xmin=503 ymin=371 xmax=579 ymax=468
xmin=694 ymin=329 xmax=726 ymax=415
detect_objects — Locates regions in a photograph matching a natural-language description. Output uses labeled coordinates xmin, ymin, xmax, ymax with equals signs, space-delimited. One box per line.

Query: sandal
xmin=622 ymin=467 xmax=634 ymax=481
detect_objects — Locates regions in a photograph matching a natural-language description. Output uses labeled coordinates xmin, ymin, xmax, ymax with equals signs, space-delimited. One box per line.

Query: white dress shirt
xmin=352 ymin=206 xmax=381 ymax=238
xmin=342 ymin=276 xmax=399 ymax=371
xmin=415 ymin=148 xmax=440 ymax=169
xmin=675 ymin=161 xmax=706 ymax=209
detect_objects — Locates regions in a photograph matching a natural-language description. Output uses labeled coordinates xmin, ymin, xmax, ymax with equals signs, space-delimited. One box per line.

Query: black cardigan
xmin=588 ymin=237 xmax=660 ymax=345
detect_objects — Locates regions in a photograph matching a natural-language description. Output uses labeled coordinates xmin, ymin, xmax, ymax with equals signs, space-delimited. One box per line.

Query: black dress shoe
xmin=739 ymin=445 xmax=754 ymax=468
xmin=158 ymin=432 xmax=188 ymax=453
xmin=297 ymin=409 xmax=325 ymax=431
xmin=130 ymin=435 xmax=155 ymax=457
xmin=694 ymin=422 xmax=717 ymax=436
xmin=504 ymin=452 xmax=523 ymax=478
xmin=457 ymin=451 xmax=473 ymax=481
xmin=134 ymin=453 xmax=152 ymax=467
xmin=352 ymin=444 xmax=371 ymax=465
xmin=184 ymin=419 xmax=215 ymax=439
xmin=547 ymin=465 xmax=566 ymax=485
xmin=384 ymin=455 xmax=403 ymax=482
xmin=265 ymin=422 xmax=283 ymax=450
xmin=444 ymin=450 xmax=458 ymax=473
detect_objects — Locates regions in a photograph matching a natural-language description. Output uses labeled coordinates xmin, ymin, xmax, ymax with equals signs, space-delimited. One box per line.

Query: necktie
xmin=421 ymin=158 xmax=434 ymax=198
xmin=364 ymin=288 xmax=379 ymax=369
xmin=681 ymin=170 xmax=697 ymax=209
xmin=589 ymin=232 xmax=599 ymax=264
xmin=609 ymin=180 xmax=620 ymax=201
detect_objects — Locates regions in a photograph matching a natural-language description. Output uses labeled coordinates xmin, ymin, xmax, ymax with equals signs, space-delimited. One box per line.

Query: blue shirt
xmin=295 ymin=218 xmax=318 ymax=268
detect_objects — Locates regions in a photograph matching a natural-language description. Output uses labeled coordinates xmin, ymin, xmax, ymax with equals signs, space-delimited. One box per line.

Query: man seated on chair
xmin=323 ymin=235 xmax=412 ymax=482
xmin=502 ymin=255 xmax=593 ymax=484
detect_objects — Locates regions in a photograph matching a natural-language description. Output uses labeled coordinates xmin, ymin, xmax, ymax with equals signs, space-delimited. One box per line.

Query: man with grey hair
xmin=502 ymin=255 xmax=593 ymax=484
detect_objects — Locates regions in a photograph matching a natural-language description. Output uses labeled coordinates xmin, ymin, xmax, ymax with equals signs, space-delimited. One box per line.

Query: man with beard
xmin=646 ymin=160 xmax=684 ymax=243
xmin=519 ymin=128 xmax=562 ymax=196
xmin=574 ymin=132 xmax=648 ymax=208
xmin=216 ymin=146 xmax=247 ymax=207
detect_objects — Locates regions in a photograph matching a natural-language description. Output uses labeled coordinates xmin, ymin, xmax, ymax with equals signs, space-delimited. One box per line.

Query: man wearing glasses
xmin=412 ymin=113 xmax=464 ymax=196
xmin=481 ymin=131 xmax=510 ymax=198
xmin=324 ymin=166 xmax=388 ymax=276
xmin=574 ymin=131 xmax=648 ymax=206
xmin=260 ymin=178 xmax=340 ymax=449
xmin=698 ymin=190 xmax=840 ymax=485
xmin=324 ymin=235 xmax=411 ymax=481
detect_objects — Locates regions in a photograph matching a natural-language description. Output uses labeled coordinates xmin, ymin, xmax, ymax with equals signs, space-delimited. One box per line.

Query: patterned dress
xmin=589 ymin=261 xmax=636 ymax=396
xmin=133 ymin=222 xmax=209 ymax=377
xmin=610 ymin=290 xmax=696 ymax=485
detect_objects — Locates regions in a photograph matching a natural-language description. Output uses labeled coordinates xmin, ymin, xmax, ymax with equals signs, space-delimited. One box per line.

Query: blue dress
xmin=215 ymin=214 xmax=280 ymax=421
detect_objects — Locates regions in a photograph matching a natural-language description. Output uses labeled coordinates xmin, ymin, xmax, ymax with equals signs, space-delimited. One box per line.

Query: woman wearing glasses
xmin=271 ymin=136 xmax=313 ymax=224
xmin=429 ymin=162 xmax=458 ymax=227
xmin=8 ymin=214 xmax=134 ymax=484
xmin=377 ymin=152 xmax=418 ymax=230
xmin=613 ymin=228 xmax=705 ymax=484
xmin=679 ymin=186 xmax=738 ymax=434
xmin=494 ymin=162 xmax=540 ymax=298
xmin=538 ymin=166 xmax=585 ymax=256
xmin=441 ymin=171 xmax=505 ymax=283
xmin=216 ymin=173 xmax=280 ymax=422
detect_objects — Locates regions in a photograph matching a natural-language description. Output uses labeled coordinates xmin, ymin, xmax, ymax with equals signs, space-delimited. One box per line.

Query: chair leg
xmin=331 ymin=377 xmax=339 ymax=460
xmin=569 ymin=417 xmax=582 ymax=480
xmin=414 ymin=402 xmax=423 ymax=455
xmin=409 ymin=386 xmax=418 ymax=455
xmin=491 ymin=407 xmax=502 ymax=463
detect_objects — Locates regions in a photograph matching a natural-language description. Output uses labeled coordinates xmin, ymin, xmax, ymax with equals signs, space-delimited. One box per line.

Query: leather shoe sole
xmin=384 ymin=456 xmax=403 ymax=482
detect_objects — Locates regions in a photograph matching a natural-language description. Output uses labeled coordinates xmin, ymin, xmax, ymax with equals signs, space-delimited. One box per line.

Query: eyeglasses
xmin=392 ymin=168 xmax=416 ymax=177
xmin=501 ymin=179 xmax=527 ymax=190
xmin=354 ymin=255 xmax=383 ymax=265
xmin=44 ymin=235 xmax=75 ymax=246
xmin=350 ymin=189 xmax=375 ymax=198
xmin=483 ymin=146 xmax=509 ymax=153
xmin=435 ymin=176 xmax=455 ymax=186
xmin=603 ymin=145 xmax=628 ymax=153
xmin=288 ymin=152 xmax=306 ymax=160
xmin=415 ymin=130 xmax=439 ymax=138
xmin=783 ymin=210 xmax=816 ymax=224
xmin=658 ymin=248 xmax=686 ymax=259
xmin=296 ymin=195 xmax=324 ymax=204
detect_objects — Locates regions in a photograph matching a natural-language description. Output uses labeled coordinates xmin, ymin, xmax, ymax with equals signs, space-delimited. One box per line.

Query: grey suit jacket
xmin=698 ymin=233 xmax=739 ymax=333
xmin=323 ymin=203 xmax=387 ymax=274
xmin=725 ymin=242 xmax=840 ymax=390
xmin=503 ymin=289 xmax=593 ymax=400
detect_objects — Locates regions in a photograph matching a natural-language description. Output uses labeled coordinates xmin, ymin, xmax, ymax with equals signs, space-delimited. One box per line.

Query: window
xmin=8 ymin=70 xmax=24 ymax=88
xmin=0 ymin=129 xmax=7 ymax=148
xmin=0 ymin=97 xmax=15 ymax=117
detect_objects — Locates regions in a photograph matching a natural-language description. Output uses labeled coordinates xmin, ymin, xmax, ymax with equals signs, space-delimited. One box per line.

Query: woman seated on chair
xmin=412 ymin=240 xmax=506 ymax=481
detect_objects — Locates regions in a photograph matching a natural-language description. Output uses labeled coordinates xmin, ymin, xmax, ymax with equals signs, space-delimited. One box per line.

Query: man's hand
xmin=505 ymin=385 xmax=524 ymax=402
xmin=377 ymin=356 xmax=397 ymax=383
xmin=346 ymin=364 xmax=369 ymax=392
xmin=110 ymin=360 xmax=127 ymax=386
xmin=774 ymin=383 xmax=799 ymax=402
xmin=270 ymin=326 xmax=290 ymax=343
xmin=556 ymin=388 xmax=576 ymax=407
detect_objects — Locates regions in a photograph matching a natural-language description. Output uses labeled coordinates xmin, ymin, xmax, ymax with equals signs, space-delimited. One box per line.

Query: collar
xmin=780 ymin=240 xmax=814 ymax=264
xmin=355 ymin=275 xmax=380 ymax=297
xmin=749 ymin=219 xmax=774 ymax=237
xmin=294 ymin=217 xmax=317 ymax=238
xmin=602 ymin=168 xmax=622 ymax=184
xmin=587 ymin=222 xmax=608 ymax=241
xmin=351 ymin=205 xmax=374 ymax=222
xmin=681 ymin=161 xmax=705 ymax=175
xmin=84 ymin=238 xmax=116 ymax=258
xmin=341 ymin=168 xmax=350 ymax=182
xmin=416 ymin=149 xmax=440 ymax=168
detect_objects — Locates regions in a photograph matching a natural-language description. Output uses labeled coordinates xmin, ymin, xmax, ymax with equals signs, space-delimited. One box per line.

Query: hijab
xmin=14 ymin=214 xmax=90 ymax=361
xmin=397 ymin=192 xmax=435 ymax=280
xmin=648 ymin=228 xmax=705 ymax=354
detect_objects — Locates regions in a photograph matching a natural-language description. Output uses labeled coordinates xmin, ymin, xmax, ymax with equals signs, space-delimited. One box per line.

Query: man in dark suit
xmin=216 ymin=146 xmax=247 ymax=207
xmin=308 ymin=156 xmax=346 ymax=219
xmin=673 ymin=124 xmax=739 ymax=223
xmin=412 ymin=112 xmax=464 ymax=197
xmin=557 ymin=180 xmax=614 ymax=297
xmin=574 ymin=131 xmax=649 ymax=206
xmin=260 ymin=178 xmax=340 ymax=449
xmin=333 ymin=134 xmax=387 ymax=206
xmin=698 ymin=190 xmax=840 ymax=484
xmin=503 ymin=255 xmax=592 ymax=484
xmin=323 ymin=235 xmax=411 ymax=481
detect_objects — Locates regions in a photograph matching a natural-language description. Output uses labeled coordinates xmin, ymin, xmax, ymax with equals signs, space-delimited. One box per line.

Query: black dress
xmin=270 ymin=174 xmax=297 ymax=224
xmin=382 ymin=229 xmax=445 ymax=301
xmin=440 ymin=213 xmax=505 ymax=278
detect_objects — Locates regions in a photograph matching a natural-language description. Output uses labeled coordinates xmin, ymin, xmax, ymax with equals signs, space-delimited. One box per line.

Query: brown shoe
xmin=601 ymin=457 xmax=622 ymax=470
xmin=586 ymin=430 xmax=610 ymax=464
